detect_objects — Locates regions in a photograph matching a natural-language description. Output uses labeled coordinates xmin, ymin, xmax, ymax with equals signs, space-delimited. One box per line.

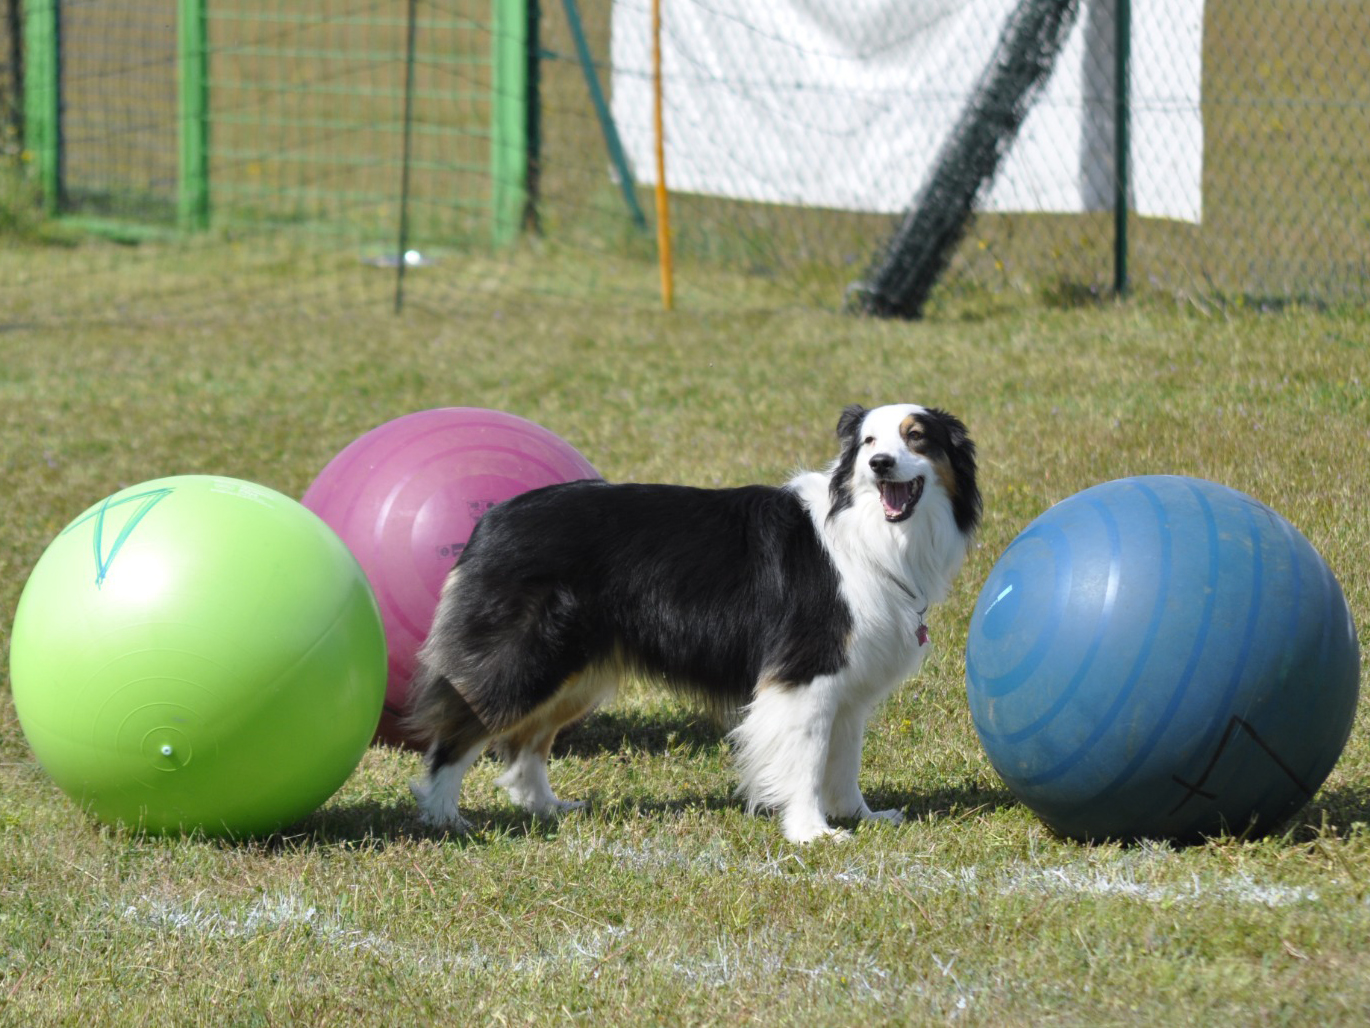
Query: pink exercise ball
xmin=302 ymin=408 xmax=600 ymax=747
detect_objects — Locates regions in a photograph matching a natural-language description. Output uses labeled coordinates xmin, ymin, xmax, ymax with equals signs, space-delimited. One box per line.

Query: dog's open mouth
xmin=878 ymin=477 xmax=924 ymax=522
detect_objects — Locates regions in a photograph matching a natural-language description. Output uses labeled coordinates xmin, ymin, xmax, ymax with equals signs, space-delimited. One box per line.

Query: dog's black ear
xmin=926 ymin=407 xmax=970 ymax=450
xmin=827 ymin=405 xmax=867 ymax=522
xmin=836 ymin=405 xmax=867 ymax=440
xmin=924 ymin=407 xmax=981 ymax=535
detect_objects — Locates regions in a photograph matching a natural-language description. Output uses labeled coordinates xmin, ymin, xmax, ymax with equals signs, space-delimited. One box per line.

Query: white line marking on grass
xmin=122 ymin=891 xmax=652 ymax=982
xmin=567 ymin=835 xmax=1328 ymax=908
xmin=996 ymin=864 xmax=1320 ymax=907
xmin=668 ymin=935 xmax=892 ymax=996
xmin=123 ymin=893 xmax=395 ymax=955
xmin=118 ymin=893 xmax=892 ymax=995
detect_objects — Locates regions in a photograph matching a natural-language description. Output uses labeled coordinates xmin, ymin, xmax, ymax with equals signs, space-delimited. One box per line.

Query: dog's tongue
xmin=881 ymin=481 xmax=911 ymax=517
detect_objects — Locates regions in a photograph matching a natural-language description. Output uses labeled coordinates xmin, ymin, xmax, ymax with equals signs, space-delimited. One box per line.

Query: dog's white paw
xmin=824 ymin=800 xmax=906 ymax=826
xmin=782 ymin=818 xmax=850 ymax=844
xmin=499 ymin=776 xmax=586 ymax=817
xmin=409 ymin=777 xmax=471 ymax=833
xmin=518 ymin=795 xmax=587 ymax=819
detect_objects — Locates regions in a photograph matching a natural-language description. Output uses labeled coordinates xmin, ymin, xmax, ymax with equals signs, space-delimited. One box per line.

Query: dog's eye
xmin=907 ymin=429 xmax=924 ymax=443
xmin=863 ymin=436 xmax=875 ymax=446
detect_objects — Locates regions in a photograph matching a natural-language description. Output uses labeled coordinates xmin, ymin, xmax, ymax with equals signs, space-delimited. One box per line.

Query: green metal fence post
xmin=22 ymin=0 xmax=59 ymax=215
xmin=178 ymin=0 xmax=209 ymax=231
xmin=1113 ymin=0 xmax=1130 ymax=298
xmin=491 ymin=0 xmax=528 ymax=247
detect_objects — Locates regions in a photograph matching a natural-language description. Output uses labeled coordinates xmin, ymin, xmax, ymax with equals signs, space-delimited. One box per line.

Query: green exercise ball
xmin=10 ymin=475 xmax=386 ymax=837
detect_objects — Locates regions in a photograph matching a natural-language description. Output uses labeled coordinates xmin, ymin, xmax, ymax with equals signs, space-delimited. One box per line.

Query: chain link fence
xmin=1 ymin=0 xmax=1367 ymax=319
xmin=554 ymin=0 xmax=1368 ymax=308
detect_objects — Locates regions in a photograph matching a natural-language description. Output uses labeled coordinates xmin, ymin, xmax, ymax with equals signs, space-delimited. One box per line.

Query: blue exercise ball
xmin=965 ymin=475 xmax=1359 ymax=842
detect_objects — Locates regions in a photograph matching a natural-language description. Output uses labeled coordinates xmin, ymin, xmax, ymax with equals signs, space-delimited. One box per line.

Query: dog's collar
xmin=879 ymin=567 xmax=926 ymax=612
xmin=879 ymin=568 xmax=930 ymax=646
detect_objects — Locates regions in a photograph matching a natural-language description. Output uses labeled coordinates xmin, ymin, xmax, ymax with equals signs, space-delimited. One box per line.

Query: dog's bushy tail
xmin=403 ymin=646 xmax=499 ymax=768
xmin=401 ymin=662 xmax=452 ymax=751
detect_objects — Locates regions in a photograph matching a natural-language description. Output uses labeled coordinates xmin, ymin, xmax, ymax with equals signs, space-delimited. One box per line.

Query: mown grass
xmin=1 ymin=240 xmax=1368 ymax=1025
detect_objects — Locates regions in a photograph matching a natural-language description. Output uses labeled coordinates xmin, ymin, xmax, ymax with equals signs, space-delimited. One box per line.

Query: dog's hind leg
xmin=411 ymin=734 xmax=487 ymax=832
xmin=406 ymin=668 xmax=494 ymax=832
xmin=494 ymin=732 xmax=582 ymax=816
xmin=730 ymin=676 xmax=843 ymax=843
xmin=494 ymin=667 xmax=617 ymax=818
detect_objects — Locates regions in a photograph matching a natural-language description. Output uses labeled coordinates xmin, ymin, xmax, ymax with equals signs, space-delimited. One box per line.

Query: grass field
xmin=0 ymin=238 xmax=1367 ymax=1025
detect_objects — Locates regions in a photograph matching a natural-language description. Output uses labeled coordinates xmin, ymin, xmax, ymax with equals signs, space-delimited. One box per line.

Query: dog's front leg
xmin=821 ymin=700 xmax=905 ymax=826
xmin=731 ymin=679 xmax=845 ymax=843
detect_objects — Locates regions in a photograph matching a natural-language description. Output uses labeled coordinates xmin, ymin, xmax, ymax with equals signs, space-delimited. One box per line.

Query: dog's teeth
xmin=878 ymin=478 xmax=924 ymax=522
xmin=880 ymin=481 xmax=910 ymax=515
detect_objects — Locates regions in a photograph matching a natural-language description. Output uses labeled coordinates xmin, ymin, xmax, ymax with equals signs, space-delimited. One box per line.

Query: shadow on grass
xmin=287 ymin=773 xmax=1016 ymax=852
xmin=287 ymin=790 xmax=745 ymax=850
xmin=254 ymin=709 xmax=732 ymax=848
xmin=551 ymin=707 xmax=729 ymax=757
xmin=862 ymin=782 xmax=1020 ymax=826
xmin=236 ymin=706 xmax=1024 ymax=848
xmin=293 ymin=784 xmax=1021 ymax=849
xmin=1285 ymin=783 xmax=1370 ymax=837
xmin=281 ymin=778 xmax=1370 ymax=851
xmin=285 ymin=797 xmax=580 ymax=849
xmin=221 ymin=724 xmax=1368 ymax=849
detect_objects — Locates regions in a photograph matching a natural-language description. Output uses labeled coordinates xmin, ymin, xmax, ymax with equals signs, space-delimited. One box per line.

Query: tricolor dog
xmin=407 ymin=404 xmax=980 ymax=842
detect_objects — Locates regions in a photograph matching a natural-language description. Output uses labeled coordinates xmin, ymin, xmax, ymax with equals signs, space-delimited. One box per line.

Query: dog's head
xmin=828 ymin=404 xmax=980 ymax=535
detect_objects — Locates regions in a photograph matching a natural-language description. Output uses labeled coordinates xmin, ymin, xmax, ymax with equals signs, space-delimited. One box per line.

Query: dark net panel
xmin=854 ymin=0 xmax=1082 ymax=319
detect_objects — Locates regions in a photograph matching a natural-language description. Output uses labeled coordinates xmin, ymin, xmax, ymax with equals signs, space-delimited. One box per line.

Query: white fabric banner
xmin=609 ymin=0 xmax=1204 ymax=222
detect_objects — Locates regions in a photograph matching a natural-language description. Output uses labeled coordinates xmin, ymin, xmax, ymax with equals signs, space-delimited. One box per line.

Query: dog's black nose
xmin=869 ymin=453 xmax=895 ymax=475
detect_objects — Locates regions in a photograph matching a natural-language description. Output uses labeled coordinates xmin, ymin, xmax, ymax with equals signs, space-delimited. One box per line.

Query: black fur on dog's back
xmin=411 ymin=479 xmax=853 ymax=735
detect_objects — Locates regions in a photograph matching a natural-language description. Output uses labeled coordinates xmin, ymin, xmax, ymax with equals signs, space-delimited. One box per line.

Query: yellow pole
xmin=652 ymin=0 xmax=674 ymax=311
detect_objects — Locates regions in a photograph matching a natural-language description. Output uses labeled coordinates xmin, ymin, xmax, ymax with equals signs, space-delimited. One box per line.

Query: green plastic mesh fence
xmin=207 ymin=3 xmax=498 ymax=248
xmin=57 ymin=1 xmax=178 ymax=224
xmin=34 ymin=1 xmax=501 ymax=245
xmin=3 ymin=0 xmax=1370 ymax=321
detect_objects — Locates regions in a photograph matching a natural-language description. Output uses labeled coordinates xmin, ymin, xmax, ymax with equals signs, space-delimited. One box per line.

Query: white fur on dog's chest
xmin=788 ymin=470 xmax=936 ymax=698
xmin=841 ymin=581 xmax=932 ymax=701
